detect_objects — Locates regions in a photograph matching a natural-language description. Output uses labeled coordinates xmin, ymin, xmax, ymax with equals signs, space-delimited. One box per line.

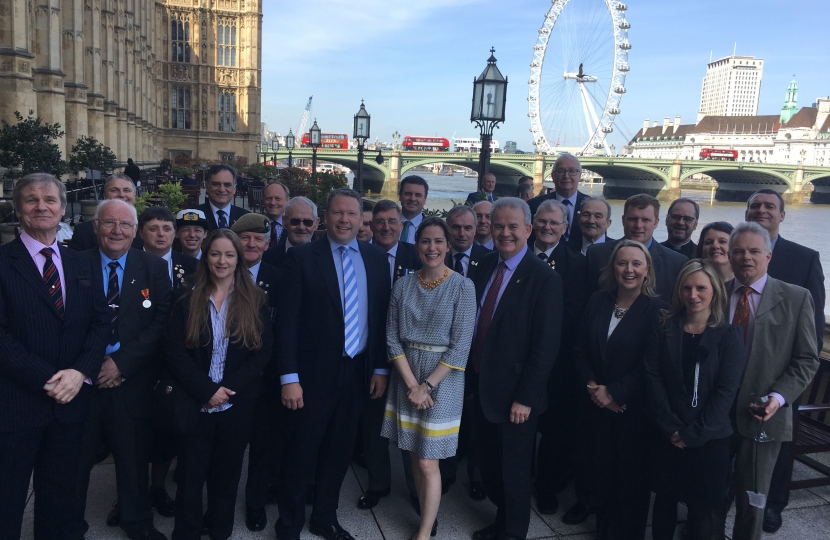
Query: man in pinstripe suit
xmin=0 ymin=173 xmax=109 ymax=540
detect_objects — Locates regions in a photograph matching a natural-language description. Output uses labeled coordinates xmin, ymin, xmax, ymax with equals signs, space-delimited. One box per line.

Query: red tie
xmin=732 ymin=286 xmax=752 ymax=342
xmin=41 ymin=248 xmax=64 ymax=319
xmin=469 ymin=262 xmax=506 ymax=372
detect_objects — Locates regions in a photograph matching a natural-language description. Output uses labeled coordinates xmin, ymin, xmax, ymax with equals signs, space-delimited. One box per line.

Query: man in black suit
xmin=474 ymin=201 xmax=495 ymax=250
xmin=465 ymin=172 xmax=499 ymax=206
xmin=660 ymin=197 xmax=698 ymax=258
xmin=469 ymin=198 xmax=563 ymax=540
xmin=262 ymin=196 xmax=320 ymax=270
xmin=357 ymin=203 xmax=374 ymax=243
xmin=196 ymin=163 xmax=250 ymax=230
xmin=586 ymin=194 xmax=687 ymax=303
xmin=264 ymin=181 xmax=290 ymax=248
xmin=527 ymin=153 xmax=590 ymax=252
xmin=744 ymin=189 xmax=826 ymax=533
xmin=446 ymin=205 xmax=491 ymax=281
xmin=398 ymin=175 xmax=429 ymax=244
xmin=577 ymin=197 xmax=613 ymax=255
xmin=276 ymin=189 xmax=391 ymax=540
xmin=70 ymin=198 xmax=172 ymax=540
xmin=140 ymin=207 xmax=199 ymax=290
xmin=0 ymin=174 xmax=109 ymax=540
xmin=69 ymin=173 xmax=144 ymax=252
xmin=528 ymin=199 xmax=592 ymax=520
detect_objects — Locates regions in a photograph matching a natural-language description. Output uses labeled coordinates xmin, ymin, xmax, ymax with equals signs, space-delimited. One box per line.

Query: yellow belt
xmin=407 ymin=342 xmax=448 ymax=353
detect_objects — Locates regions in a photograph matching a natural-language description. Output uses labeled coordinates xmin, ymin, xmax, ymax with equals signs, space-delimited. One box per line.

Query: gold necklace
xmin=418 ymin=268 xmax=449 ymax=290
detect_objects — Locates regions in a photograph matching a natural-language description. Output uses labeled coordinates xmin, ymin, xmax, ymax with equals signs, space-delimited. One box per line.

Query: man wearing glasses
xmin=527 ymin=153 xmax=590 ymax=252
xmin=262 ymin=197 xmax=320 ymax=269
xmin=660 ymin=198 xmax=699 ymax=259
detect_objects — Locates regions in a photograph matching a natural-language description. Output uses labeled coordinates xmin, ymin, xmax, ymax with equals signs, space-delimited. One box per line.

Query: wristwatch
xmin=423 ymin=380 xmax=435 ymax=393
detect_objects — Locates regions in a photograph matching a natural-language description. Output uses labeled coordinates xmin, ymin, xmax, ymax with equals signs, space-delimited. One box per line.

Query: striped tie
xmin=340 ymin=246 xmax=361 ymax=357
xmin=107 ymin=261 xmax=120 ymax=345
xmin=40 ymin=248 xmax=64 ymax=319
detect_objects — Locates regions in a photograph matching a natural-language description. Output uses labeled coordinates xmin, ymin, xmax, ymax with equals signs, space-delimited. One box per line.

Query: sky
xmin=260 ymin=0 xmax=830 ymax=153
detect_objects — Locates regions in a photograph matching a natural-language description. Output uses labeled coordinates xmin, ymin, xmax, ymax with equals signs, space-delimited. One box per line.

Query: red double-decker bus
xmin=699 ymin=148 xmax=738 ymax=161
xmin=301 ymin=133 xmax=349 ymax=149
xmin=401 ymin=136 xmax=450 ymax=152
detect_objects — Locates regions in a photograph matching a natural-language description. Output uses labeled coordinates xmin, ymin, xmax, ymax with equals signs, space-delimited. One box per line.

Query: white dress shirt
xmin=450 ymin=246 xmax=473 ymax=276
xmin=209 ymin=201 xmax=232 ymax=228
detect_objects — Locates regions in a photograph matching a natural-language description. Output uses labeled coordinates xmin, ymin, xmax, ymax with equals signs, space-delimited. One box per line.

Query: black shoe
xmin=472 ymin=523 xmax=499 ymax=540
xmin=306 ymin=484 xmax=315 ymax=505
xmin=469 ymin=481 xmax=487 ymax=501
xmin=308 ymin=520 xmax=355 ymax=540
xmin=536 ymin=493 xmax=559 ymax=515
xmin=106 ymin=500 xmax=120 ymax=527
xmin=410 ymin=495 xmax=421 ymax=516
xmin=431 ymin=518 xmax=438 ymax=537
xmin=441 ymin=477 xmax=455 ymax=494
xmin=121 ymin=523 xmax=168 ymax=540
xmin=763 ymin=508 xmax=783 ymax=533
xmin=246 ymin=507 xmax=267 ymax=532
xmin=562 ymin=501 xmax=592 ymax=525
xmin=149 ymin=487 xmax=175 ymax=518
xmin=357 ymin=488 xmax=391 ymax=509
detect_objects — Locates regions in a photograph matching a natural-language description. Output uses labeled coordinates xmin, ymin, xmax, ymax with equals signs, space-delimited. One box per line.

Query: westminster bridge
xmin=273 ymin=148 xmax=830 ymax=204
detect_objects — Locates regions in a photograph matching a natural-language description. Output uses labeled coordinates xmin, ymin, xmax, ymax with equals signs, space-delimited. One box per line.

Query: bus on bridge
xmin=402 ymin=136 xmax=450 ymax=152
xmin=699 ymin=148 xmax=738 ymax=161
xmin=301 ymin=132 xmax=349 ymax=149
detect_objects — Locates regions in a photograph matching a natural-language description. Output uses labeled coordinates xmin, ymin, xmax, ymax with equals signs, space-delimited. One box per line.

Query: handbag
xmin=154 ymin=378 xmax=200 ymax=434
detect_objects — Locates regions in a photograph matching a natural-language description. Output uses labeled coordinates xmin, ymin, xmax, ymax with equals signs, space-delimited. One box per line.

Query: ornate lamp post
xmin=470 ymin=47 xmax=508 ymax=191
xmin=309 ymin=120 xmax=321 ymax=179
xmin=392 ymin=131 xmax=401 ymax=150
xmin=255 ymin=143 xmax=262 ymax=164
xmin=353 ymin=100 xmax=371 ymax=195
xmin=286 ymin=129 xmax=295 ymax=167
xmin=271 ymin=139 xmax=279 ymax=165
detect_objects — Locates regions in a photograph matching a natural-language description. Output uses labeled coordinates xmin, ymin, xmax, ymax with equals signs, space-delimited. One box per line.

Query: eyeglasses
xmin=289 ymin=218 xmax=315 ymax=227
xmin=96 ymin=219 xmax=135 ymax=231
xmin=372 ymin=218 xmax=400 ymax=226
xmin=668 ymin=213 xmax=697 ymax=224
xmin=534 ymin=218 xmax=566 ymax=228
xmin=554 ymin=168 xmax=581 ymax=176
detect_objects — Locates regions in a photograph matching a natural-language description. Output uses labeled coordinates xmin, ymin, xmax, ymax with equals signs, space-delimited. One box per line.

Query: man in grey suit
xmin=585 ymin=193 xmax=686 ymax=303
xmin=725 ymin=222 xmax=819 ymax=540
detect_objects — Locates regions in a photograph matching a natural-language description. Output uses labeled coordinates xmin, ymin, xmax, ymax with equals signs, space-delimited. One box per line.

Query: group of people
xmin=0 ymin=154 xmax=823 ymax=540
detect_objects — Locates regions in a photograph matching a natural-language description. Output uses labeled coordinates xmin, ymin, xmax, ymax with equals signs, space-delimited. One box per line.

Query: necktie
xmin=40 ymin=248 xmax=64 ymax=319
xmin=562 ymin=198 xmax=572 ymax=240
xmin=217 ymin=209 xmax=228 ymax=229
xmin=469 ymin=262 xmax=506 ymax=372
xmin=107 ymin=261 xmax=120 ymax=345
xmin=732 ymin=286 xmax=753 ymax=343
xmin=388 ymin=253 xmax=396 ymax=283
xmin=401 ymin=221 xmax=412 ymax=242
xmin=538 ymin=252 xmax=548 ymax=261
xmin=270 ymin=220 xmax=282 ymax=248
xmin=340 ymin=246 xmax=361 ymax=357
xmin=453 ymin=253 xmax=465 ymax=275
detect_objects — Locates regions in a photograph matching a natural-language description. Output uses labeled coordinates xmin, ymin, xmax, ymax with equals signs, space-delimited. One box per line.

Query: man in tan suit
xmin=726 ymin=221 xmax=819 ymax=540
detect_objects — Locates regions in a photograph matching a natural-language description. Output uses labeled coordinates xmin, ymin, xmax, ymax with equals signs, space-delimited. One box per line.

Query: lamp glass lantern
xmin=272 ymin=140 xmax=279 ymax=152
xmin=286 ymin=130 xmax=295 ymax=150
xmin=353 ymin=101 xmax=371 ymax=142
xmin=309 ymin=120 xmax=322 ymax=146
xmin=255 ymin=143 xmax=261 ymax=154
xmin=471 ymin=49 xmax=508 ymax=123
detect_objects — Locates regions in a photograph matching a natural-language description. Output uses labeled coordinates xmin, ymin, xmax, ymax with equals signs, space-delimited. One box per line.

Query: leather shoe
xmin=357 ymin=488 xmax=391 ymax=509
xmin=562 ymin=501 xmax=592 ymax=525
xmin=121 ymin=523 xmax=168 ymax=540
xmin=763 ymin=508 xmax=783 ymax=533
xmin=106 ymin=500 xmax=120 ymax=527
xmin=536 ymin=493 xmax=559 ymax=515
xmin=472 ymin=523 xmax=499 ymax=540
xmin=469 ymin=481 xmax=487 ymax=501
xmin=149 ymin=487 xmax=175 ymax=518
xmin=246 ymin=507 xmax=267 ymax=532
xmin=308 ymin=520 xmax=355 ymax=540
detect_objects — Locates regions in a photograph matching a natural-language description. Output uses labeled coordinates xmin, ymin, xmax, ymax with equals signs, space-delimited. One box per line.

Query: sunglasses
xmin=290 ymin=218 xmax=315 ymax=227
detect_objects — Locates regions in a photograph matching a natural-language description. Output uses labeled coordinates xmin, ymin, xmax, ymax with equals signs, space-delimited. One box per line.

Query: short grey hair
xmin=535 ymin=199 xmax=569 ymax=221
xmin=730 ymin=221 xmax=772 ymax=254
xmin=446 ymin=204 xmax=476 ymax=223
xmin=582 ymin=196 xmax=612 ymax=219
xmin=13 ymin=173 xmax=67 ymax=211
xmin=94 ymin=198 xmax=138 ymax=224
xmin=491 ymin=197 xmax=532 ymax=226
xmin=554 ymin=152 xmax=582 ymax=171
xmin=105 ymin=173 xmax=135 ymax=191
xmin=516 ymin=183 xmax=534 ymax=198
xmin=285 ymin=196 xmax=318 ymax=219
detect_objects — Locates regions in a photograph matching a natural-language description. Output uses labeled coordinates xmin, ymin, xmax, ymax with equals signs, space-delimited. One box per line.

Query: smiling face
xmin=104 ymin=177 xmax=137 ymax=205
xmin=370 ymin=208 xmax=403 ymax=252
xmin=17 ymin=181 xmax=66 ymax=239
xmin=491 ymin=206 xmax=531 ymax=260
xmin=206 ymin=169 xmax=235 ymax=207
xmin=399 ymin=181 xmax=427 ymax=219
xmin=666 ymin=201 xmax=698 ymax=245
xmin=285 ymin=203 xmax=319 ymax=245
xmin=238 ymin=231 xmax=268 ymax=267
xmin=206 ymin=237 xmax=237 ymax=282
xmin=177 ymin=225 xmax=207 ymax=256
xmin=263 ymin=183 xmax=288 ymax=220
xmin=578 ymin=199 xmax=611 ymax=242
xmin=533 ymin=206 xmax=567 ymax=251
xmin=447 ymin=210 xmax=476 ymax=252
xmin=701 ymin=228 xmax=731 ymax=266
xmin=325 ymin=194 xmax=361 ymax=245
xmin=680 ymin=270 xmax=714 ymax=319
xmin=140 ymin=218 xmax=175 ymax=257
xmin=474 ymin=201 xmax=493 ymax=241
xmin=553 ymin=154 xmax=581 ymax=198
xmin=729 ymin=231 xmax=771 ymax=286
xmin=745 ymin=192 xmax=785 ymax=238
xmin=417 ymin=224 xmax=451 ymax=270
xmin=94 ymin=202 xmax=136 ymax=260
xmin=623 ymin=204 xmax=659 ymax=244
xmin=613 ymin=246 xmax=649 ymax=294
xmin=357 ymin=210 xmax=374 ymax=242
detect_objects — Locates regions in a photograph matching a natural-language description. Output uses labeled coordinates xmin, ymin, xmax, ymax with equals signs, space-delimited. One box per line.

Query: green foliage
xmin=170 ymin=166 xmax=191 ymax=176
xmin=159 ymin=157 xmax=172 ymax=172
xmin=278 ymin=167 xmax=311 ymax=197
xmin=0 ymin=110 xmax=67 ymax=177
xmin=68 ymin=136 xmax=117 ymax=175
xmin=157 ymin=182 xmax=187 ymax=214
xmin=307 ymin=172 xmax=348 ymax=213
xmin=423 ymin=207 xmax=449 ymax=218
xmin=134 ymin=192 xmax=153 ymax=215
xmin=245 ymin=163 xmax=279 ymax=179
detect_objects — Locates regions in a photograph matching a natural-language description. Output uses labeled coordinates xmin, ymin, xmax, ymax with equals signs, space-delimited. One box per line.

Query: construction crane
xmin=297 ymin=95 xmax=313 ymax=138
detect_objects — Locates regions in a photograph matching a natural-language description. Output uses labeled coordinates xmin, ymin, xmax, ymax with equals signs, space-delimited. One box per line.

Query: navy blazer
xmin=171 ymin=250 xmax=199 ymax=290
xmin=527 ymin=190 xmax=590 ymax=252
xmin=262 ymin=232 xmax=290 ymax=270
xmin=392 ymin=241 xmax=422 ymax=283
xmin=0 ymin=239 xmax=110 ymax=431
xmin=196 ymin=201 xmax=250 ymax=231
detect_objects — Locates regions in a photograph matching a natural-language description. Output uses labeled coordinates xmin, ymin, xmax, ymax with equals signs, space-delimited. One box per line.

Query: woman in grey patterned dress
xmin=381 ymin=217 xmax=476 ymax=540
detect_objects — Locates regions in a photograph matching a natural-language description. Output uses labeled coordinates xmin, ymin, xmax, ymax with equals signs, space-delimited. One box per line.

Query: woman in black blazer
xmin=165 ymin=229 xmax=273 ymax=540
xmin=578 ymin=239 xmax=666 ymax=540
xmin=645 ymin=259 xmax=745 ymax=540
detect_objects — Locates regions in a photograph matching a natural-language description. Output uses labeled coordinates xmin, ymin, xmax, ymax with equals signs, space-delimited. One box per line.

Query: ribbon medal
xmin=141 ymin=288 xmax=152 ymax=308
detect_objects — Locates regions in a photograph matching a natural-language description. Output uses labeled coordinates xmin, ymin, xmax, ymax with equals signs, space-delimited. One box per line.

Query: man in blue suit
xmin=0 ymin=173 xmax=109 ymax=540
xmin=465 ymin=172 xmax=499 ymax=206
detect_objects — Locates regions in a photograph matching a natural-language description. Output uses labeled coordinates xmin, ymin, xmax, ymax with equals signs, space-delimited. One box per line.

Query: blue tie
xmin=217 ymin=209 xmax=228 ymax=228
xmin=340 ymin=246 xmax=361 ymax=357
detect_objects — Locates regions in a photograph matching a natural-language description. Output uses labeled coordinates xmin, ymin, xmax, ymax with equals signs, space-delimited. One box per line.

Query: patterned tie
xmin=217 ymin=209 xmax=228 ymax=229
xmin=269 ymin=220 xmax=282 ymax=248
xmin=732 ymin=286 xmax=753 ymax=343
xmin=538 ymin=252 xmax=548 ymax=261
xmin=107 ymin=261 xmax=120 ymax=346
xmin=400 ymin=221 xmax=412 ymax=243
xmin=454 ymin=253 xmax=465 ymax=275
xmin=562 ymin=199 xmax=572 ymax=240
xmin=469 ymin=262 xmax=506 ymax=372
xmin=340 ymin=246 xmax=361 ymax=357
xmin=40 ymin=248 xmax=64 ymax=319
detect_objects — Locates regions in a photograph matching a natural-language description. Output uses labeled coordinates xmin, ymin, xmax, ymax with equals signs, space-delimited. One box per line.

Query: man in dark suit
xmin=276 ymin=189 xmax=391 ymax=540
xmin=263 ymin=181 xmax=290 ymax=248
xmin=576 ymin=197 xmax=613 ymax=255
xmin=465 ymin=172 xmax=499 ymax=206
xmin=528 ymin=199 xmax=591 ymax=520
xmin=196 ymin=163 xmax=250 ymax=230
xmin=262 ymin=196 xmax=320 ymax=270
xmin=527 ymin=153 xmax=590 ymax=252
xmin=70 ymin=198 xmax=172 ymax=540
xmin=398 ymin=175 xmax=429 ymax=244
xmin=586 ymin=194 xmax=687 ymax=303
xmin=446 ymin=205 xmax=491 ymax=281
xmin=660 ymin=197 xmax=698 ymax=258
xmin=0 ymin=173 xmax=110 ymax=540
xmin=469 ymin=198 xmax=563 ymax=540
xmin=744 ymin=189 xmax=826 ymax=533
xmin=69 ymin=173 xmax=144 ymax=252
xmin=473 ymin=201 xmax=495 ymax=250
xmin=140 ymin=206 xmax=198 ymax=290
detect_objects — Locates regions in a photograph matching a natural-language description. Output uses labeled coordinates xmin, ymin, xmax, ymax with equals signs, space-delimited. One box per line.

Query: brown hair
xmin=598 ymin=239 xmax=657 ymax=297
xmin=660 ymin=259 xmax=727 ymax=327
xmin=623 ymin=193 xmax=660 ymax=218
xmin=184 ymin=229 xmax=265 ymax=350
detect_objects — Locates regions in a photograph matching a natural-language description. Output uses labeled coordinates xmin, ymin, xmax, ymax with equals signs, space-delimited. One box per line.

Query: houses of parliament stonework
xmin=0 ymin=0 xmax=262 ymax=166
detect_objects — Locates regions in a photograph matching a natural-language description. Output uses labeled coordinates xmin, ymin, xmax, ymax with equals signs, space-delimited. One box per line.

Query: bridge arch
xmin=805 ymin=170 xmax=830 ymax=204
xmin=573 ymin=159 xmax=671 ymax=199
xmin=678 ymin=165 xmax=794 ymax=202
xmin=399 ymin=154 xmax=533 ymax=190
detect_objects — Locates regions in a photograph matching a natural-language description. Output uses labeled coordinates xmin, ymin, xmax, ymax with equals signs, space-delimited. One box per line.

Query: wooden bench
xmin=787 ymin=356 xmax=830 ymax=491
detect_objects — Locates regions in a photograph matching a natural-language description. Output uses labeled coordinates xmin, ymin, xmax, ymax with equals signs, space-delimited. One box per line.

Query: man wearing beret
xmin=174 ymin=209 xmax=209 ymax=260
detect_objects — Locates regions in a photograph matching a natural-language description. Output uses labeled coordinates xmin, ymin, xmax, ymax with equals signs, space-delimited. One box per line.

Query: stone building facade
xmin=0 ymin=0 xmax=262 ymax=167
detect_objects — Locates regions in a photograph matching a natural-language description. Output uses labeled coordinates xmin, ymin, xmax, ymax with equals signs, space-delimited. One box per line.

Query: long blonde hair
xmin=598 ymin=239 xmax=657 ymax=297
xmin=660 ymin=259 xmax=727 ymax=328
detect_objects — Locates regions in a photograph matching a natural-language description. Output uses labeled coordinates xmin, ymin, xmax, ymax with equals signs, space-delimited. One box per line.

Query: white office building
xmin=698 ymin=55 xmax=764 ymax=121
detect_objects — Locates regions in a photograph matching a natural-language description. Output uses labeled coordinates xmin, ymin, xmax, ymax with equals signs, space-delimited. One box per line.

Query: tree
xmin=0 ymin=110 xmax=67 ymax=177
xmin=68 ymin=135 xmax=117 ymax=176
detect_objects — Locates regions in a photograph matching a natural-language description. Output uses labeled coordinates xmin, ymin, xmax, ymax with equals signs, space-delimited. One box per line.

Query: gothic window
xmin=171 ymin=86 xmax=191 ymax=130
xmin=171 ymin=15 xmax=191 ymax=63
xmin=217 ymin=20 xmax=237 ymax=67
xmin=218 ymin=91 xmax=237 ymax=132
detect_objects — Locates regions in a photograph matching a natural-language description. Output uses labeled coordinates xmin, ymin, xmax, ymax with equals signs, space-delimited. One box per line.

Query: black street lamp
xmin=271 ymin=139 xmax=279 ymax=165
xmin=470 ymin=47 xmax=508 ymax=191
xmin=309 ymin=119 xmax=321 ymax=179
xmin=353 ymin=100 xmax=371 ymax=195
xmin=255 ymin=143 xmax=262 ymax=164
xmin=286 ymin=129 xmax=295 ymax=167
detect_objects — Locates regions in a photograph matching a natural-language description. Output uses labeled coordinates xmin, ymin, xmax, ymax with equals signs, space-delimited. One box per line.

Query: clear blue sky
xmin=261 ymin=0 xmax=830 ymax=152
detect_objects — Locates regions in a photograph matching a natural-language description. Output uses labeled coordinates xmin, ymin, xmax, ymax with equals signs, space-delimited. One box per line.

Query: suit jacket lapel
xmin=549 ymin=242 xmax=567 ymax=273
xmin=756 ymin=277 xmax=783 ymax=320
xmin=10 ymin=240 xmax=66 ymax=320
xmin=596 ymin=293 xmax=614 ymax=363
xmin=359 ymin=242 xmax=380 ymax=322
xmin=314 ymin=239 xmax=343 ymax=319
xmin=490 ymin=252 xmax=533 ymax=330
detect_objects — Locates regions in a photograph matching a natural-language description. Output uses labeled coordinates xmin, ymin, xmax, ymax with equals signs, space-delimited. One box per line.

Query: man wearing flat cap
xmin=174 ymin=209 xmax=209 ymax=260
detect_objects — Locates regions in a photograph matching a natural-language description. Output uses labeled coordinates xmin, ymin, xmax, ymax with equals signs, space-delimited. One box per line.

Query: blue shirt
xmin=203 ymin=291 xmax=233 ymax=413
xmin=100 ymin=250 xmax=129 ymax=355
